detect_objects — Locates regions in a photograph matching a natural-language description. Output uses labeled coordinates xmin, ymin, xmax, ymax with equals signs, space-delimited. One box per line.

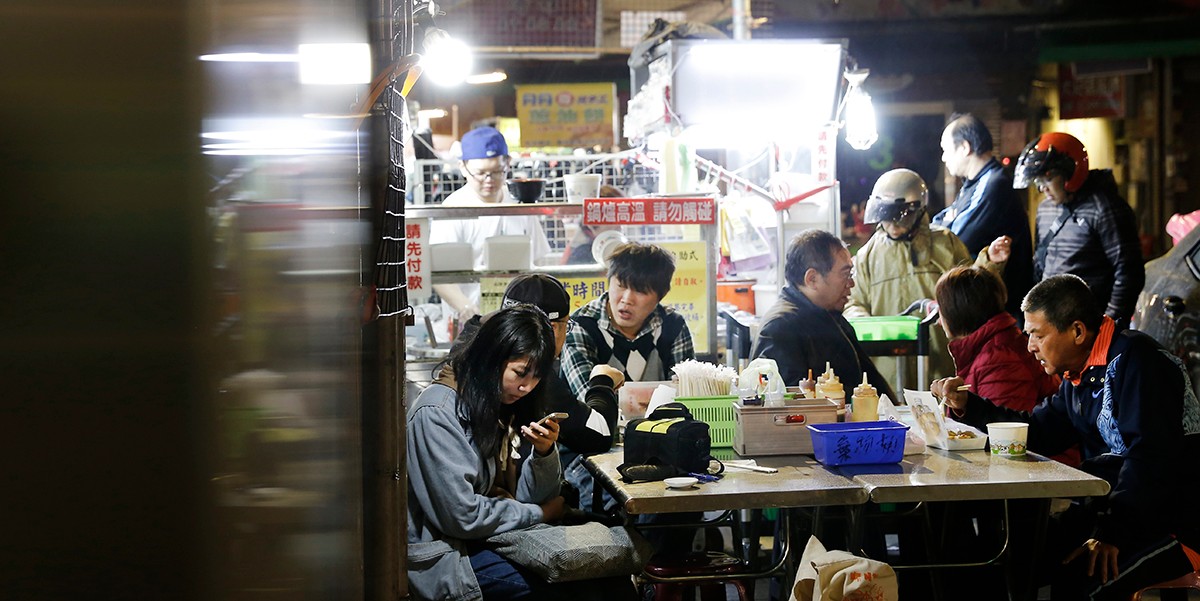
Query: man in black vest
xmin=561 ymin=242 xmax=694 ymax=404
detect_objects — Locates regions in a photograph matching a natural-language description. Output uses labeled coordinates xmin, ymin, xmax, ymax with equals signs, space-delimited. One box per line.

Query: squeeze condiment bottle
xmin=817 ymin=362 xmax=832 ymax=383
xmin=816 ymin=365 xmax=845 ymax=413
xmin=797 ymin=368 xmax=816 ymax=399
xmin=850 ymin=372 xmax=880 ymax=422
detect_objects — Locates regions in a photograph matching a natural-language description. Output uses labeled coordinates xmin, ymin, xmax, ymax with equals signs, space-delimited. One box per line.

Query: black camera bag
xmin=620 ymin=403 xmax=712 ymax=478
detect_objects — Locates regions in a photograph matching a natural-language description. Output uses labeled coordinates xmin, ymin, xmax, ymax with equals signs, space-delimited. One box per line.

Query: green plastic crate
xmin=847 ymin=315 xmax=920 ymax=341
xmin=675 ymin=396 xmax=738 ymax=448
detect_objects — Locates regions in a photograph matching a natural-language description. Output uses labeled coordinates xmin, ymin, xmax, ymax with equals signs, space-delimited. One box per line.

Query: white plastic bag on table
xmin=789 ymin=535 xmax=898 ymax=601
xmin=878 ymin=394 xmax=925 ymax=455
xmin=904 ymin=389 xmax=986 ymax=450
xmin=737 ymin=358 xmax=786 ymax=396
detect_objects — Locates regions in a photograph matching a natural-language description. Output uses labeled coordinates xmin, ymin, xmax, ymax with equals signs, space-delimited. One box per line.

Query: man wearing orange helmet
xmin=1015 ymin=132 xmax=1144 ymax=326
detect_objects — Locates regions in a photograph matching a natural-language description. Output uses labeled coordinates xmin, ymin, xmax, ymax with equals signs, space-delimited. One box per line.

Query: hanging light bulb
xmin=420 ymin=28 xmax=472 ymax=87
xmin=841 ymin=69 xmax=878 ymax=151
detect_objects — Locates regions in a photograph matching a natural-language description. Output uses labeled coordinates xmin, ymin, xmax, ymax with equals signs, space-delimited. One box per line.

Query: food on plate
xmin=947 ymin=430 xmax=977 ymax=440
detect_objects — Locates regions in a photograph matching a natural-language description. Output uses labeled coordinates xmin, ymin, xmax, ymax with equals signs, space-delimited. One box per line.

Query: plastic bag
xmin=738 ymin=358 xmax=786 ymax=397
xmin=903 ymin=389 xmax=986 ymax=450
xmin=790 ymin=535 xmax=898 ymax=601
xmin=877 ymin=395 xmax=925 ymax=455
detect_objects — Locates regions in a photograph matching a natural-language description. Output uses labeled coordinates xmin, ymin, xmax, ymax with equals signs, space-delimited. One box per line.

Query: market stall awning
xmin=1039 ymin=38 xmax=1200 ymax=63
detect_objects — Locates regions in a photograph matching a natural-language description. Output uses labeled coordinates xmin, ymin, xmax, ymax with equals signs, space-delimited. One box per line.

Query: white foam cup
xmin=986 ymin=422 xmax=1029 ymax=456
xmin=563 ymin=173 xmax=602 ymax=203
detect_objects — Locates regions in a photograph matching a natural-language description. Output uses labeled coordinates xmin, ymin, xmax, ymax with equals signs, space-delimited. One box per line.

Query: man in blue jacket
xmin=934 ymin=274 xmax=1200 ymax=600
xmin=934 ymin=113 xmax=1034 ymax=318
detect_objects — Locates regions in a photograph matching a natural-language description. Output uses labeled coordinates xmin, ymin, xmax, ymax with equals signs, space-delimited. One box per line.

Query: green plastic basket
xmin=847 ymin=315 xmax=920 ymax=341
xmin=675 ymin=396 xmax=738 ymax=449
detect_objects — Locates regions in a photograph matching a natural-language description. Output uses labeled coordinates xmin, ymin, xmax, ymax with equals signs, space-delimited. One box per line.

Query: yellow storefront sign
xmin=515 ymin=82 xmax=617 ymax=149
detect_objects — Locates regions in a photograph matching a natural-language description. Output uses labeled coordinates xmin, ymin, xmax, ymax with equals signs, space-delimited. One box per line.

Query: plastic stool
xmin=1129 ymin=570 xmax=1200 ymax=600
xmin=643 ymin=551 xmax=752 ymax=601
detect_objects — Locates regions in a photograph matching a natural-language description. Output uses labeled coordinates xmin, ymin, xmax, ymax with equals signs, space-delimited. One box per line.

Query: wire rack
xmin=410 ymin=153 xmax=659 ymax=204
xmin=410 ymin=153 xmax=662 ymax=252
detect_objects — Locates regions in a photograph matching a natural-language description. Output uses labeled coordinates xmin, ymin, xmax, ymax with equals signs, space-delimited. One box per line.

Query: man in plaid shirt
xmin=561 ymin=242 xmax=694 ymax=402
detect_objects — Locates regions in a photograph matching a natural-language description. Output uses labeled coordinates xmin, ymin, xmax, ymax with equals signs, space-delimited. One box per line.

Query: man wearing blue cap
xmin=430 ymin=126 xmax=551 ymax=320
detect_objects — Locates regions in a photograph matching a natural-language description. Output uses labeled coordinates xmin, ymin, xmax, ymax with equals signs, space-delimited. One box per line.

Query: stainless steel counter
xmin=585 ymin=449 xmax=868 ymax=515
xmin=849 ymin=447 xmax=1111 ymax=503
xmin=584 ymin=447 xmax=1110 ymax=515
xmin=586 ymin=446 xmax=1111 ymax=601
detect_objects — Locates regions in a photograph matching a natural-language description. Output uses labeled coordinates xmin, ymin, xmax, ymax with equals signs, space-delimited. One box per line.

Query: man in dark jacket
xmin=934 ymin=113 xmax=1034 ymax=318
xmin=934 ymin=274 xmax=1200 ymax=601
xmin=1015 ymin=131 xmax=1145 ymax=326
xmin=751 ymin=229 xmax=895 ymax=401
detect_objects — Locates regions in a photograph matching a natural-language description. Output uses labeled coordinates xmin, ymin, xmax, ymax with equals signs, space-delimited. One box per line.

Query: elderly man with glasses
xmin=430 ymin=126 xmax=551 ymax=321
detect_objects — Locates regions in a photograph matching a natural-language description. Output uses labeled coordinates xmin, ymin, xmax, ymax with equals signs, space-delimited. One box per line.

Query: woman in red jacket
xmin=935 ymin=265 xmax=1060 ymax=411
xmin=937 ymin=267 xmax=1078 ymax=467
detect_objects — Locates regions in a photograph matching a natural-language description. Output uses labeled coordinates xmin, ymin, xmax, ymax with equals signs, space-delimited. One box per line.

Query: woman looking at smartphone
xmin=405 ymin=305 xmax=636 ymax=601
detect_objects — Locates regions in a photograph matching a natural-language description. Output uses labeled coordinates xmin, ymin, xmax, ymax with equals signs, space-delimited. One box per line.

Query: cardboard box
xmin=732 ymin=398 xmax=838 ymax=456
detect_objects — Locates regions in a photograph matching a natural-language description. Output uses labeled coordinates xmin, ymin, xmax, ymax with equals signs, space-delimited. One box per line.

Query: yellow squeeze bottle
xmin=850 ymin=372 xmax=880 ymax=422
xmin=816 ymin=364 xmax=845 ymax=413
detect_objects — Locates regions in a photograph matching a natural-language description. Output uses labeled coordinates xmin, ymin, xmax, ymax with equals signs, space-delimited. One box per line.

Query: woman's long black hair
xmin=444 ymin=305 xmax=556 ymax=461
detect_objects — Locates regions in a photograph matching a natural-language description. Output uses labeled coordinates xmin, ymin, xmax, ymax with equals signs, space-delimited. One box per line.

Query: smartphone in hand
xmin=537 ymin=412 xmax=569 ymax=426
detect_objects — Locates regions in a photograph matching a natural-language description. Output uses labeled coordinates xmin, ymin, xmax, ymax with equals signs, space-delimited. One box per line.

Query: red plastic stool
xmin=1129 ymin=570 xmax=1200 ymax=600
xmin=643 ymin=551 xmax=753 ymax=601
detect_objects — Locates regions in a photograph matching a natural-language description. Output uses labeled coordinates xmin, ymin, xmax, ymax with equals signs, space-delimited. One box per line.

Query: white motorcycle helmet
xmin=863 ymin=168 xmax=928 ymax=234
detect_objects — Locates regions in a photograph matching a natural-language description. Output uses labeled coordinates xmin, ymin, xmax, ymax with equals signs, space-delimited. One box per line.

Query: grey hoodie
xmin=405 ymin=375 xmax=561 ymax=601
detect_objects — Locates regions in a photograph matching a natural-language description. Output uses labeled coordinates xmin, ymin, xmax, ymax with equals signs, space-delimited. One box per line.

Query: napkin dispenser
xmin=430 ymin=243 xmax=474 ymax=272
xmin=733 ymin=397 xmax=838 ymax=456
xmin=484 ymin=235 xmax=531 ymax=271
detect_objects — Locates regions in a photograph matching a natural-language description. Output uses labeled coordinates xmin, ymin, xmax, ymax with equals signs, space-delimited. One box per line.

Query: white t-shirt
xmin=428 ymin=187 xmax=551 ymax=268
xmin=427 ymin=188 xmax=553 ymax=325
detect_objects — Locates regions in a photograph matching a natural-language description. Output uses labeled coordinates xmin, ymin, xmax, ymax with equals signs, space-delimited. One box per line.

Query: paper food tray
xmin=904 ymin=389 xmax=987 ymax=450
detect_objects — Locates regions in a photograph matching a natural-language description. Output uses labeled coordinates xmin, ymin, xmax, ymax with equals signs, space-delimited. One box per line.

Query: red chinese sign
xmin=1059 ymin=66 xmax=1125 ymax=120
xmin=583 ymin=198 xmax=717 ymax=226
xmin=814 ymin=125 xmax=836 ymax=184
xmin=405 ymin=218 xmax=431 ymax=304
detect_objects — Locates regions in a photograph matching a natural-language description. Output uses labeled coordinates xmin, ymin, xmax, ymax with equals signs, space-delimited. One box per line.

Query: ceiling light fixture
xmin=420 ymin=27 xmax=472 ymax=87
xmin=464 ymin=70 xmax=507 ymax=85
xmin=838 ymin=68 xmax=878 ymax=151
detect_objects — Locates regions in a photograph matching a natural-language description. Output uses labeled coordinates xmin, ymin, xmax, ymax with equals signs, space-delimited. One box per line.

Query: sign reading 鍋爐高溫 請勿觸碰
xmin=583 ymin=197 xmax=717 ymax=226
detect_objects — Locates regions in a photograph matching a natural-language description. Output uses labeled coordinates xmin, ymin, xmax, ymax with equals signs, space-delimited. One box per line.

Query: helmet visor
xmin=1013 ymin=150 xmax=1048 ymax=190
xmin=864 ymin=198 xmax=923 ymax=226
